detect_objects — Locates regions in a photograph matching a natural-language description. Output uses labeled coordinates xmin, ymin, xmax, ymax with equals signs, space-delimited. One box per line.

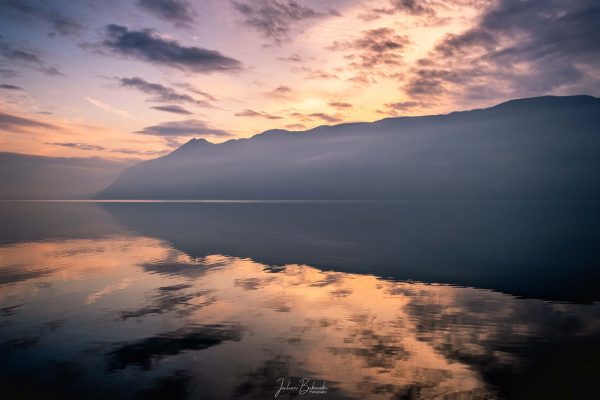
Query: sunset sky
xmin=0 ymin=0 xmax=598 ymax=159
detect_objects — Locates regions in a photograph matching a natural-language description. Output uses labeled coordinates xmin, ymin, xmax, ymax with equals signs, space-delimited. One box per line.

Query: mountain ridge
xmin=98 ymin=95 xmax=600 ymax=200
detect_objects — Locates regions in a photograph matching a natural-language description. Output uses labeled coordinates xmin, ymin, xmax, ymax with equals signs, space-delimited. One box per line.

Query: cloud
xmin=117 ymin=77 xmax=210 ymax=106
xmin=231 ymin=0 xmax=339 ymax=45
xmin=174 ymin=82 xmax=216 ymax=101
xmin=330 ymin=28 xmax=410 ymax=71
xmin=308 ymin=112 xmax=342 ymax=123
xmin=137 ymin=0 xmax=195 ymax=27
xmin=47 ymin=142 xmax=106 ymax=151
xmin=101 ymin=25 xmax=242 ymax=73
xmin=84 ymin=97 xmax=133 ymax=119
xmin=0 ymin=84 xmax=24 ymax=91
xmin=289 ymin=111 xmax=343 ymax=124
xmin=404 ymin=0 xmax=600 ymax=102
xmin=136 ymin=119 xmax=233 ymax=138
xmin=379 ymin=100 xmax=430 ymax=116
xmin=0 ymin=111 xmax=59 ymax=133
xmin=304 ymin=68 xmax=338 ymax=80
xmin=0 ymin=0 xmax=82 ymax=36
xmin=285 ymin=123 xmax=305 ymax=130
xmin=278 ymin=54 xmax=302 ymax=63
xmin=48 ymin=142 xmax=169 ymax=156
xmin=234 ymin=108 xmax=282 ymax=119
xmin=359 ymin=0 xmax=441 ymax=21
xmin=0 ymin=69 xmax=19 ymax=78
xmin=328 ymin=101 xmax=352 ymax=109
xmin=265 ymin=85 xmax=293 ymax=98
xmin=151 ymin=105 xmax=192 ymax=114
xmin=389 ymin=0 xmax=434 ymax=15
xmin=0 ymin=39 xmax=63 ymax=76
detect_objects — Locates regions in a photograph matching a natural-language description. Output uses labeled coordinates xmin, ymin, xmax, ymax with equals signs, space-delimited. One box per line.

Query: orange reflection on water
xmin=1 ymin=236 xmax=598 ymax=399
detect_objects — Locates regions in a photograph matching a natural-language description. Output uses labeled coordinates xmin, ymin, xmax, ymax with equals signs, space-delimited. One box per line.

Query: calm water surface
xmin=0 ymin=201 xmax=599 ymax=399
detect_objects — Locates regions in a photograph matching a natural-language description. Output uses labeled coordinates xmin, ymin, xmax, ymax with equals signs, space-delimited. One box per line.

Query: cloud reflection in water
xmin=0 ymin=233 xmax=598 ymax=399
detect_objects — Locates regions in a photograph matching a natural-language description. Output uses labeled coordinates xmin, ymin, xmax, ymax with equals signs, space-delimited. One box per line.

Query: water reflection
xmin=1 ymin=203 xmax=599 ymax=399
xmin=108 ymin=201 xmax=600 ymax=302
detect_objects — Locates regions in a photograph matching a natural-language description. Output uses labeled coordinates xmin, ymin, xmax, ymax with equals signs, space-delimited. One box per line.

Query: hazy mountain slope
xmin=98 ymin=96 xmax=600 ymax=200
xmin=0 ymin=153 xmax=135 ymax=199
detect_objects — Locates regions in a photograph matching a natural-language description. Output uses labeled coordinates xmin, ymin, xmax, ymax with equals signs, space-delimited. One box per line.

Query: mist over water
xmin=0 ymin=201 xmax=598 ymax=399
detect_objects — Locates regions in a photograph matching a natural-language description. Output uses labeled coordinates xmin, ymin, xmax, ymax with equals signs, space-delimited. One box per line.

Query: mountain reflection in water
xmin=0 ymin=202 xmax=599 ymax=399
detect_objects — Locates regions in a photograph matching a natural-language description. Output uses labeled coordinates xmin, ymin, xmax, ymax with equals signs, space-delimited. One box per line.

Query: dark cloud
xmin=390 ymin=0 xmax=434 ymax=15
xmin=234 ymin=109 xmax=260 ymax=116
xmin=48 ymin=142 xmax=106 ymax=151
xmin=231 ymin=0 xmax=339 ymax=45
xmin=434 ymin=29 xmax=496 ymax=58
xmin=136 ymin=119 xmax=233 ymax=138
xmin=117 ymin=77 xmax=210 ymax=106
xmin=0 ymin=0 xmax=82 ymax=36
xmin=328 ymin=101 xmax=352 ymax=109
xmin=330 ymin=28 xmax=410 ymax=70
xmin=360 ymin=0 xmax=439 ymax=21
xmin=0 ymin=69 xmax=19 ymax=78
xmin=304 ymin=68 xmax=338 ymax=80
xmin=308 ymin=112 xmax=342 ymax=123
xmin=174 ymin=82 xmax=217 ymax=101
xmin=385 ymin=101 xmax=427 ymax=111
xmin=151 ymin=105 xmax=192 ymax=114
xmin=405 ymin=0 xmax=600 ymax=101
xmin=0 ymin=39 xmax=63 ymax=76
xmin=137 ymin=0 xmax=195 ymax=27
xmin=0 ymin=84 xmax=23 ymax=91
xmin=405 ymin=69 xmax=459 ymax=96
xmin=101 ymin=25 xmax=242 ymax=73
xmin=288 ymin=111 xmax=343 ymax=124
xmin=235 ymin=108 xmax=282 ymax=119
xmin=0 ymin=111 xmax=59 ymax=133
xmin=379 ymin=100 xmax=430 ymax=116
xmin=266 ymin=85 xmax=293 ymax=97
xmin=278 ymin=53 xmax=302 ymax=62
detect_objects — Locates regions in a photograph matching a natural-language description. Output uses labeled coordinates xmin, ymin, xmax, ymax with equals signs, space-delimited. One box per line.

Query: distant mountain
xmin=98 ymin=95 xmax=600 ymax=200
xmin=0 ymin=153 xmax=135 ymax=199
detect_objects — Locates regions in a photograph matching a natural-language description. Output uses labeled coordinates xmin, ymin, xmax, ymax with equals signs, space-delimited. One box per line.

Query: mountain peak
xmin=169 ymin=138 xmax=214 ymax=156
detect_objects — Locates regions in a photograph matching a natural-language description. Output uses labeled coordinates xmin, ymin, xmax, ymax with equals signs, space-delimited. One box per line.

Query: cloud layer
xmin=151 ymin=105 xmax=192 ymax=114
xmin=117 ymin=77 xmax=209 ymax=107
xmin=137 ymin=0 xmax=195 ymax=27
xmin=232 ymin=0 xmax=338 ymax=45
xmin=403 ymin=0 xmax=600 ymax=103
xmin=0 ymin=0 xmax=81 ymax=36
xmin=136 ymin=119 xmax=233 ymax=138
xmin=102 ymin=25 xmax=242 ymax=73
xmin=0 ymin=39 xmax=62 ymax=76
xmin=0 ymin=111 xmax=59 ymax=133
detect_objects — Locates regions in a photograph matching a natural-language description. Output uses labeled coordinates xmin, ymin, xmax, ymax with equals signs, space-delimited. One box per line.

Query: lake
xmin=0 ymin=201 xmax=598 ymax=399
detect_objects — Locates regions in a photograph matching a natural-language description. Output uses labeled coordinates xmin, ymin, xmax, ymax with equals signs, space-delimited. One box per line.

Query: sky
xmin=0 ymin=0 xmax=598 ymax=159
